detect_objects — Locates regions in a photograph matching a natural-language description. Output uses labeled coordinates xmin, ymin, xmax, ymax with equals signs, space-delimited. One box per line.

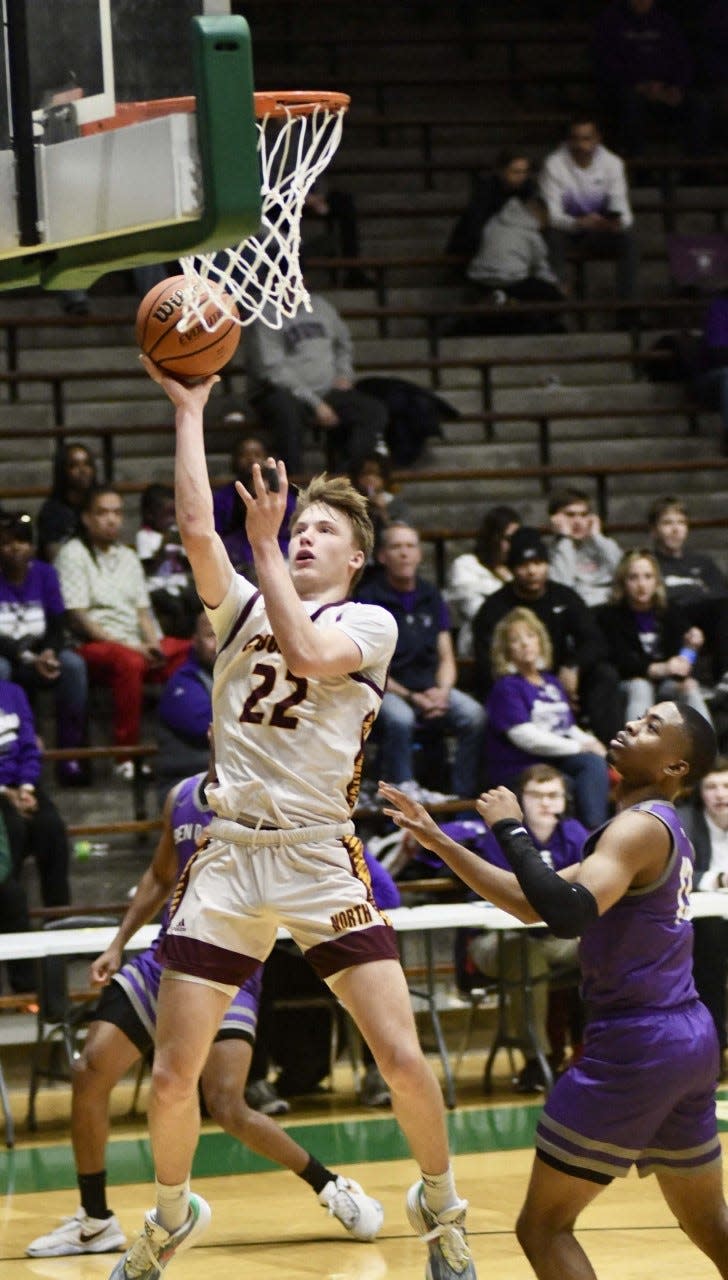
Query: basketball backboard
xmin=0 ymin=1 xmax=261 ymax=290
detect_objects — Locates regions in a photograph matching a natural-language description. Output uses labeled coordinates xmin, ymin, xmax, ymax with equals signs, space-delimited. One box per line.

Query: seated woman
xmin=484 ymin=606 xmax=610 ymax=830
xmin=595 ymin=549 xmax=713 ymax=725
xmin=446 ymin=504 xmax=520 ymax=658
xmin=37 ymin=442 xmax=98 ymax=562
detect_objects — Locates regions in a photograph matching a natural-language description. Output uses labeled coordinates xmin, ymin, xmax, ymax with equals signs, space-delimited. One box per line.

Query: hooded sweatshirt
xmin=467 ymin=198 xmax=557 ymax=286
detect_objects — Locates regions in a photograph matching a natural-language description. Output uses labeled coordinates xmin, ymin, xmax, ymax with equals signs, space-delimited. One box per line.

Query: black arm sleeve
xmin=491 ymin=818 xmax=598 ymax=939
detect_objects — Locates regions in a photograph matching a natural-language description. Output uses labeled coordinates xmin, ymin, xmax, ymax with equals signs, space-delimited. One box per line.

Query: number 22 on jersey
xmin=239 ymin=661 xmax=308 ymax=730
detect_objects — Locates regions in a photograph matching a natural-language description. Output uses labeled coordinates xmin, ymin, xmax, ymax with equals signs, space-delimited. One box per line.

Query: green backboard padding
xmin=0 ymin=15 xmax=261 ymax=291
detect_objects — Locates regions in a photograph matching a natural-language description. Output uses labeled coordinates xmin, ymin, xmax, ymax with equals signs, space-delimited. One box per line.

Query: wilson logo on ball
xmin=136 ymin=275 xmax=240 ymax=382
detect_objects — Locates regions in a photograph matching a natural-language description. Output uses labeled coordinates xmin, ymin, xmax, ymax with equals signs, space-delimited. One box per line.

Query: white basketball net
xmin=178 ymin=100 xmax=348 ymax=332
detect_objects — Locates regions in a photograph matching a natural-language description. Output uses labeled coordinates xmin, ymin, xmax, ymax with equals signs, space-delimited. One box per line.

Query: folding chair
xmin=27 ymin=915 xmax=118 ymax=1130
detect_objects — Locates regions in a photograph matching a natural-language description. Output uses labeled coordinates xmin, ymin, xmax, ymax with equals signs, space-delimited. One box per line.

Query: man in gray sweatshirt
xmin=245 ymin=293 xmax=387 ymax=474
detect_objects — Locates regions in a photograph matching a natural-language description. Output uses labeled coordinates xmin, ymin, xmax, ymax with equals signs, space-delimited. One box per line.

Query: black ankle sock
xmin=78 ymin=1171 xmax=112 ymax=1220
xmin=299 ymin=1155 xmax=336 ymax=1196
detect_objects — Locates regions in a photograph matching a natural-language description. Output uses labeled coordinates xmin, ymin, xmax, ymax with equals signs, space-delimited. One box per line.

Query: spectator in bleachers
xmin=356 ymin=522 xmax=485 ymax=802
xmin=212 ymin=432 xmax=296 ymax=576
xmin=302 ymin=185 xmax=373 ymax=289
xmin=694 ymin=1 xmax=728 ymax=149
xmin=446 ymin=764 xmax=586 ymax=1091
xmin=136 ymin=484 xmax=199 ymax=639
xmin=693 ymin=290 xmax=728 ymax=456
xmin=472 ymin=526 xmax=622 ymax=746
xmin=591 ymin=0 xmax=706 ymax=157
xmin=595 ymin=549 xmax=713 ymax=723
xmin=0 ymin=677 xmax=70 ymax=908
xmin=349 ymin=452 xmax=411 ymax=567
xmin=56 ymin=486 xmax=190 ymax=773
xmin=446 ymin=150 xmax=534 ymax=261
xmin=244 ymin=292 xmax=388 ymax=474
xmin=465 ymin=195 xmax=568 ymax=333
xmin=155 ymin=611 xmax=215 ymax=803
xmin=37 ymin=442 xmax=97 ymax=562
xmin=447 ymin=504 xmax=520 ymax=658
xmin=484 ymin=607 xmax=610 ymax=829
xmin=647 ymin=494 xmax=728 ymax=690
xmin=548 ymin=487 xmax=623 ymax=607
xmin=539 ymin=116 xmax=639 ymax=304
xmin=0 ymin=512 xmax=88 ymax=786
xmin=678 ymin=757 xmax=728 ymax=1074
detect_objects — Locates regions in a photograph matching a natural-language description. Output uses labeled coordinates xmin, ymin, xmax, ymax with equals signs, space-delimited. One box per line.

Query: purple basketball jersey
xmin=578 ymin=800 xmax=697 ymax=1015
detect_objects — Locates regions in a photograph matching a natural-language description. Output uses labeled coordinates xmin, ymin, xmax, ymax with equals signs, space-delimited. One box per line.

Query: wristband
xmin=491 ymin=817 xmax=598 ymax=938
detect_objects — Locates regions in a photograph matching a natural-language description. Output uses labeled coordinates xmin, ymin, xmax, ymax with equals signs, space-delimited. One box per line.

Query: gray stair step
xmin=20 ymin=346 xmax=137 ymax=373
xmin=0 ymin=403 xmax=57 ymax=430
xmin=491 ymin=382 xmax=691 ymax=414
xmin=440 ymin=331 xmax=632 ymax=359
xmin=549 ymin=435 xmax=716 ymax=465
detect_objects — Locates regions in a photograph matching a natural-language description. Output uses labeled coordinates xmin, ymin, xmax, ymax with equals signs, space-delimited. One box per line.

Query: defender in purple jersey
xmin=382 ymin=701 xmax=728 ymax=1278
xmin=25 ymin=771 xmax=383 ymax=1260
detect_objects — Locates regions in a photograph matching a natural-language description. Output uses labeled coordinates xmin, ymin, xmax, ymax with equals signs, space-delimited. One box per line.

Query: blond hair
xmin=611 ymin=548 xmax=667 ymax=610
xmin=490 ymin=606 xmax=553 ymax=677
xmin=293 ymin=473 xmax=374 ymax=588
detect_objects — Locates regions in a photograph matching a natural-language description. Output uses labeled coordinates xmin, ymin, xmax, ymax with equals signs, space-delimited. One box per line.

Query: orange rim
xmin=254 ymin=90 xmax=350 ymax=119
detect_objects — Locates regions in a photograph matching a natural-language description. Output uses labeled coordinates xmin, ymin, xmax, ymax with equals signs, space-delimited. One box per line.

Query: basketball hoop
xmin=178 ymin=89 xmax=350 ymax=332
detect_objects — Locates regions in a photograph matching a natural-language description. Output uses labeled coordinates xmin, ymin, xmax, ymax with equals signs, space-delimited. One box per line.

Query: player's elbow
xmin=284 ymin=648 xmax=319 ymax=679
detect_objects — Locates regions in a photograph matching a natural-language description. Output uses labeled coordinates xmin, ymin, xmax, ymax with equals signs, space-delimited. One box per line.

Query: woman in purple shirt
xmin=485 ymin=607 xmax=610 ymax=828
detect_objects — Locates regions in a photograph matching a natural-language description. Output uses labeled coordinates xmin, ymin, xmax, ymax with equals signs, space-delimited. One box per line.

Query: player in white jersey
xmin=107 ymin=356 xmax=478 ymax=1280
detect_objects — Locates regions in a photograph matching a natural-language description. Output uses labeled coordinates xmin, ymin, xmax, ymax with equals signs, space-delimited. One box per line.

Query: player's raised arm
xmin=140 ymin=356 xmax=233 ymax=609
xmin=379 ymin=782 xmax=543 ymax=923
xmin=238 ymin=467 xmax=370 ymax=679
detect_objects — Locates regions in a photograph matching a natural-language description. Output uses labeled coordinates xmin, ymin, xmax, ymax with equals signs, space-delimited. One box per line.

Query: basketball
xmin=135 ymin=274 xmax=241 ymax=381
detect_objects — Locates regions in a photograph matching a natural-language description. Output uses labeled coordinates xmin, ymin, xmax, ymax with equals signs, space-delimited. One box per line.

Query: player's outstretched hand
xmin=139 ymin=354 xmax=219 ymax=409
xmin=378 ymin=781 xmax=443 ymax=852
xmin=235 ymin=458 xmax=289 ymax=544
xmin=476 ymin=786 xmax=523 ymax=829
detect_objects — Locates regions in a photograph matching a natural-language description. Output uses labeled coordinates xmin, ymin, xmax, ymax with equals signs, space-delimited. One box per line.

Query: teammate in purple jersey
xmin=381 ymin=700 xmax=728 ymax=1279
xmin=25 ymin=770 xmax=383 ymax=1260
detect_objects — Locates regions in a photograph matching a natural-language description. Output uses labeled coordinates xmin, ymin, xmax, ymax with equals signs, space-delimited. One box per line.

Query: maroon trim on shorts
xmin=159 ymin=933 xmax=260 ymax=986
xmin=218 ymin=588 xmax=261 ymax=655
xmin=305 ymin=923 xmax=399 ymax=978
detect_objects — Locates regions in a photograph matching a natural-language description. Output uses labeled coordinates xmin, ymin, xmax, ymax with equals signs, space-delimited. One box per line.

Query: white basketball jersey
xmin=204 ymin=574 xmax=397 ymax=828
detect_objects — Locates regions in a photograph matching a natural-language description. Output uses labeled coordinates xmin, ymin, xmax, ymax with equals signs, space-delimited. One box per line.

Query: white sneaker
xmin=26 ymin=1208 xmax=126 ymax=1257
xmin=397 ymin=780 xmax=458 ymax=806
xmin=109 ymin=1194 xmax=211 ymax=1280
xmin=319 ymin=1177 xmax=384 ymax=1242
xmin=417 ymin=787 xmax=459 ymax=805
xmin=406 ymin=1181 xmax=476 ymax=1280
xmin=115 ymin=761 xmax=153 ymax=782
xmin=398 ymin=780 xmax=425 ymax=801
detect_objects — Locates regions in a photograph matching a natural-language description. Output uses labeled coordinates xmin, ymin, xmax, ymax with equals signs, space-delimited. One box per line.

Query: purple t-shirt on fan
xmin=485 ymin=672 xmax=575 ymax=783
xmin=0 ymin=560 xmax=65 ymax=641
